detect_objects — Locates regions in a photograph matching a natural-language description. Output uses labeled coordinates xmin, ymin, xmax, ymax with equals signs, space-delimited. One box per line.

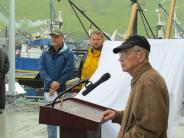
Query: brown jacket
xmin=113 ymin=62 xmax=169 ymax=138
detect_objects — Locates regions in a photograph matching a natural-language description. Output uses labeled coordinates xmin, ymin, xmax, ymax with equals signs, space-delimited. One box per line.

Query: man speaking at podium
xmin=101 ymin=35 xmax=169 ymax=138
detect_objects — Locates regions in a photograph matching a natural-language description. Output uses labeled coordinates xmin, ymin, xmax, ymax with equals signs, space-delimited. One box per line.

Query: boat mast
xmin=156 ymin=7 xmax=165 ymax=38
xmin=50 ymin=0 xmax=63 ymax=31
xmin=165 ymin=0 xmax=176 ymax=38
xmin=125 ymin=1 xmax=139 ymax=38
xmin=173 ymin=10 xmax=182 ymax=38
xmin=131 ymin=0 xmax=138 ymax=35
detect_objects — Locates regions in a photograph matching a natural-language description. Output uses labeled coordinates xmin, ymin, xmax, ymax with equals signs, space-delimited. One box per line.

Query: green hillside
xmin=0 ymin=0 xmax=183 ymax=39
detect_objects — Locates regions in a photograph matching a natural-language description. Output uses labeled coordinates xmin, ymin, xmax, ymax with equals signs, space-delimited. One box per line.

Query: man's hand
xmin=50 ymin=81 xmax=60 ymax=91
xmin=49 ymin=89 xmax=55 ymax=96
xmin=101 ymin=109 xmax=116 ymax=121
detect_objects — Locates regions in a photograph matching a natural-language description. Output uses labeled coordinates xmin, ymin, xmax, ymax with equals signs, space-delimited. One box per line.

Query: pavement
xmin=174 ymin=116 xmax=184 ymax=138
xmin=0 ymin=111 xmax=47 ymax=138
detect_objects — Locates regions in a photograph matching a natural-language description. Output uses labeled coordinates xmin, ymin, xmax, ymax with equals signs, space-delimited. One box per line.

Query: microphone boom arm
xmin=52 ymin=79 xmax=89 ymax=107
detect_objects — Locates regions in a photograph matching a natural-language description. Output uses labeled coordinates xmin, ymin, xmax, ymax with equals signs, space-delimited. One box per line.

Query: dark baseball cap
xmin=113 ymin=35 xmax=151 ymax=54
xmin=49 ymin=29 xmax=64 ymax=36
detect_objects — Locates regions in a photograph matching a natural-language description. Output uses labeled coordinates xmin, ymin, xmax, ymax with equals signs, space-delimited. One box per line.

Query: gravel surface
xmin=5 ymin=97 xmax=44 ymax=112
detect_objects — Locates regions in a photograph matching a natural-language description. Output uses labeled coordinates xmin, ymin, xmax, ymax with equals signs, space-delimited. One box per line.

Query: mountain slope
xmin=0 ymin=0 xmax=183 ymax=39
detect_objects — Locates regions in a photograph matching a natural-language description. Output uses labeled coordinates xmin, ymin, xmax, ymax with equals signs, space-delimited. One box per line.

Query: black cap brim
xmin=49 ymin=33 xmax=60 ymax=36
xmin=113 ymin=43 xmax=133 ymax=54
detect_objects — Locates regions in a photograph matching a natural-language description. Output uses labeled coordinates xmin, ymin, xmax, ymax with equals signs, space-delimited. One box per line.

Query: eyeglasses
xmin=119 ymin=49 xmax=141 ymax=58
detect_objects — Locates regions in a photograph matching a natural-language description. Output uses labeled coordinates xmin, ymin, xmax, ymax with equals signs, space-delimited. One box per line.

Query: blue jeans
xmin=44 ymin=94 xmax=57 ymax=138
xmin=44 ymin=91 xmax=71 ymax=138
xmin=47 ymin=125 xmax=57 ymax=138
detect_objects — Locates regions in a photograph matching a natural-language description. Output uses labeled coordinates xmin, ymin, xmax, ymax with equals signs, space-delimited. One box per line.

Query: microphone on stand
xmin=82 ymin=73 xmax=111 ymax=96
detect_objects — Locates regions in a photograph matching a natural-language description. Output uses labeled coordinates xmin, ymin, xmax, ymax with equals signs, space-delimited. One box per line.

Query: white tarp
xmin=6 ymin=82 xmax=25 ymax=94
xmin=76 ymin=39 xmax=184 ymax=138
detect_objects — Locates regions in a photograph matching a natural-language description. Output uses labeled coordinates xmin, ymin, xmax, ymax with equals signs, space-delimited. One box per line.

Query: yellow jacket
xmin=74 ymin=48 xmax=101 ymax=92
xmin=81 ymin=48 xmax=101 ymax=80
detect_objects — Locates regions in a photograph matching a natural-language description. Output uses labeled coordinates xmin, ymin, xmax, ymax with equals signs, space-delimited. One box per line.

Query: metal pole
xmin=50 ymin=0 xmax=54 ymax=30
xmin=8 ymin=0 xmax=15 ymax=95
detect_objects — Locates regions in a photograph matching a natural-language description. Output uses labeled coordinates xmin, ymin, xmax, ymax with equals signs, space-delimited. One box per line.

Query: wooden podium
xmin=39 ymin=98 xmax=107 ymax=138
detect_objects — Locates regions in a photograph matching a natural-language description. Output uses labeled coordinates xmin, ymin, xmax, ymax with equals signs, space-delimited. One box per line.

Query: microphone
xmin=82 ymin=73 xmax=111 ymax=96
xmin=65 ymin=77 xmax=80 ymax=87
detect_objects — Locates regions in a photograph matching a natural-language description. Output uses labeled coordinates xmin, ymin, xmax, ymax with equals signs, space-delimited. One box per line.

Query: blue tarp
xmin=16 ymin=57 xmax=40 ymax=71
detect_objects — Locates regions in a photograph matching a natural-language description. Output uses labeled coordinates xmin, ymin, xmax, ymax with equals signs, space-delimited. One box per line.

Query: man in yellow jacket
xmin=73 ymin=31 xmax=104 ymax=94
xmin=80 ymin=31 xmax=104 ymax=80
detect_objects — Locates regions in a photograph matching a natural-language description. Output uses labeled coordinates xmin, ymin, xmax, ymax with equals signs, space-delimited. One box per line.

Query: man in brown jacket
xmin=101 ymin=35 xmax=169 ymax=138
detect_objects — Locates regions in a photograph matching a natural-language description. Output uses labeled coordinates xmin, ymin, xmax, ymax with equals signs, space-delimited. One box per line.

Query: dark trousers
xmin=0 ymin=75 xmax=5 ymax=110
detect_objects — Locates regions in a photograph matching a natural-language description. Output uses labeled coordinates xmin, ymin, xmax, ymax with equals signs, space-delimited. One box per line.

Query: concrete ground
xmin=0 ymin=111 xmax=47 ymax=138
xmin=174 ymin=116 xmax=184 ymax=138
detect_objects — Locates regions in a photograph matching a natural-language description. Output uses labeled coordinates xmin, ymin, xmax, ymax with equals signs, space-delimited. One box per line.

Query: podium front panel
xmin=39 ymin=98 xmax=107 ymax=131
